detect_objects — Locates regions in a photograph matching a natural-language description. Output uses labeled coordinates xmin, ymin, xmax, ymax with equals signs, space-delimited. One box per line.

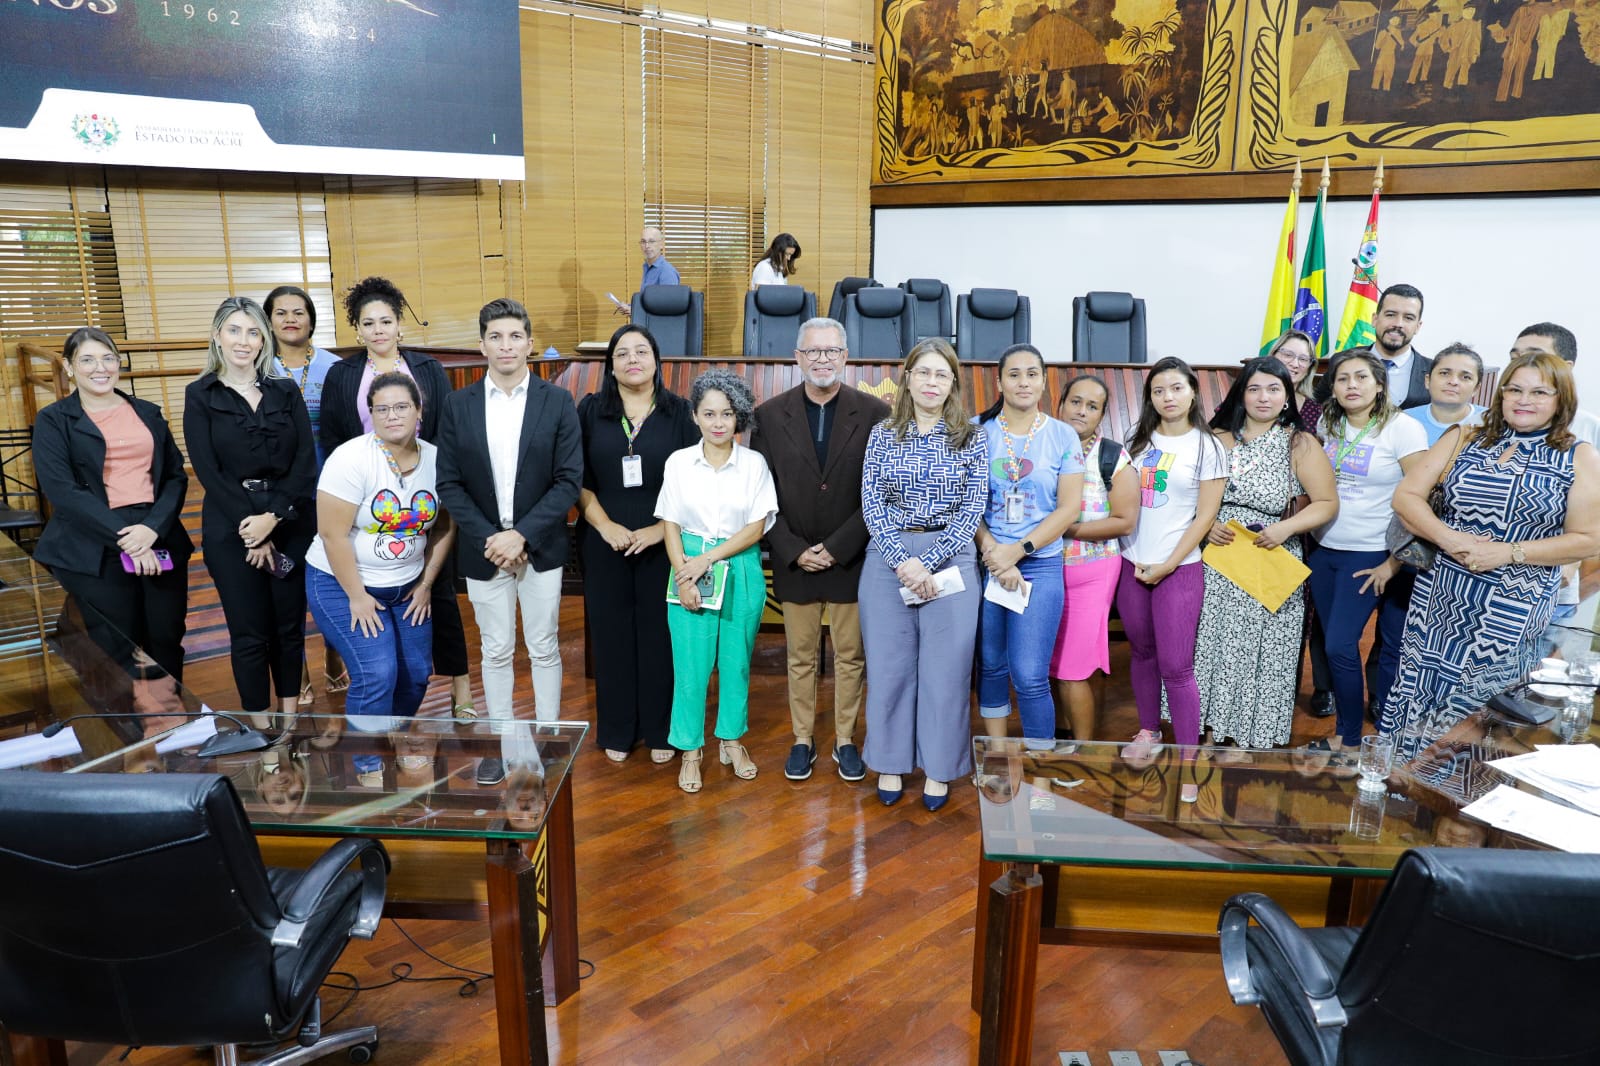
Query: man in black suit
xmin=437 ymin=299 xmax=582 ymax=783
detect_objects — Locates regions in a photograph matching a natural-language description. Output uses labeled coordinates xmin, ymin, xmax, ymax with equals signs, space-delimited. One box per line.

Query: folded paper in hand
xmin=1200 ymin=520 xmax=1311 ymax=613
xmin=899 ymin=565 xmax=965 ymax=606
xmin=982 ymin=576 xmax=1031 ymax=615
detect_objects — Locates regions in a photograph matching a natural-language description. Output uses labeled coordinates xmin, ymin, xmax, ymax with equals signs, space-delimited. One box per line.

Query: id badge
xmin=621 ymin=454 xmax=644 ymax=488
xmin=1004 ymin=487 xmax=1025 ymax=524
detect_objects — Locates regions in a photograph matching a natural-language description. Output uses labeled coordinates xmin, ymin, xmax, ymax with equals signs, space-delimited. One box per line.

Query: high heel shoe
xmin=678 ymin=748 xmax=702 ymax=793
xmin=720 ymin=740 xmax=757 ymax=780
xmin=877 ymin=773 xmax=903 ymax=806
xmin=604 ymin=748 xmax=628 ymax=763
xmin=922 ymin=779 xmax=949 ymax=812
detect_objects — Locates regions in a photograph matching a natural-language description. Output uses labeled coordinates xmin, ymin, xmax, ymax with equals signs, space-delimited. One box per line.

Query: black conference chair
xmin=0 ymin=771 xmax=389 ymax=1064
xmin=955 ymin=288 xmax=1031 ymax=361
xmin=827 ymin=276 xmax=880 ymax=323
xmin=1071 ymin=290 xmax=1148 ymax=363
xmin=898 ymin=277 xmax=953 ymax=342
xmin=842 ymin=286 xmax=915 ymax=360
xmin=743 ymin=284 xmax=816 ymax=357
xmin=630 ymin=284 xmax=704 ymax=356
xmin=1218 ymin=847 xmax=1600 ymax=1066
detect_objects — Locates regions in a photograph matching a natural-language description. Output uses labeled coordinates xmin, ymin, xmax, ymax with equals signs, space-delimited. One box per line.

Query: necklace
xmin=279 ymin=350 xmax=313 ymax=392
xmin=1000 ymin=410 xmax=1044 ymax=481
xmin=374 ymin=433 xmax=417 ymax=487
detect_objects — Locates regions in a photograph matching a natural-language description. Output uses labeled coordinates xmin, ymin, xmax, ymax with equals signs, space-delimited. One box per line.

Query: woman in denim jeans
xmin=305 ymin=373 xmax=455 ymax=784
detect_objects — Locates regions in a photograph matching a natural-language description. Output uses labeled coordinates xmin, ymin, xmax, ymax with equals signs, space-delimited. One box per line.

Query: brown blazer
xmin=751 ymin=384 xmax=890 ymax=605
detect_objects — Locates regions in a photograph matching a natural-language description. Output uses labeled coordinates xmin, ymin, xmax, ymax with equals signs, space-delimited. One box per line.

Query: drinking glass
xmin=974 ymin=736 xmax=1024 ymax=804
xmin=1357 ymin=735 xmax=1394 ymax=792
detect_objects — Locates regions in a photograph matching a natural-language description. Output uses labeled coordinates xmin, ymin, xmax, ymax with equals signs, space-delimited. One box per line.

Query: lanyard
xmin=1000 ymin=411 xmax=1044 ymax=482
xmin=373 ymin=433 xmax=414 ymax=487
xmin=621 ymin=403 xmax=654 ymax=456
xmin=1333 ymin=417 xmax=1375 ymax=473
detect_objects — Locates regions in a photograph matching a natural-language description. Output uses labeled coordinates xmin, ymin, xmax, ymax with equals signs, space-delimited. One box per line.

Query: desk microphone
xmin=41 ymin=711 xmax=272 ymax=757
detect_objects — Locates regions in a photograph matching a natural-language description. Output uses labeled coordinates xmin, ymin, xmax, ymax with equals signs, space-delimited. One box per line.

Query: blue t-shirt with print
xmin=977 ymin=414 xmax=1086 ymax=558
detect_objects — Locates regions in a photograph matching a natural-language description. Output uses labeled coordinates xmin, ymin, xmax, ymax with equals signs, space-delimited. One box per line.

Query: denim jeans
xmin=978 ymin=553 xmax=1066 ymax=748
xmin=306 ymin=565 xmax=434 ymax=770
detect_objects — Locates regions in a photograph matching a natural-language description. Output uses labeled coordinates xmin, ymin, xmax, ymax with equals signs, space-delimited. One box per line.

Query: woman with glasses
xmin=184 ymin=297 xmax=317 ymax=730
xmin=33 ymin=328 xmax=193 ymax=713
xmin=320 ymin=276 xmax=473 ymax=716
xmin=306 ymin=373 xmax=454 ymax=771
xmin=859 ymin=339 xmax=987 ymax=811
xmin=1386 ymin=352 xmax=1600 ymax=761
xmin=577 ymin=325 xmax=698 ymax=764
xmin=1266 ymin=329 xmax=1321 ymax=431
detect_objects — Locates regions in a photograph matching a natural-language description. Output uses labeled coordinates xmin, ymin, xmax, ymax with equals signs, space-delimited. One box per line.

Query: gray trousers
xmin=859 ymin=533 xmax=979 ymax=783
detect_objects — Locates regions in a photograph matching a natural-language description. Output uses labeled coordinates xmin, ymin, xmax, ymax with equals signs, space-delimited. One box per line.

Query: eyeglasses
xmin=797 ymin=347 xmax=845 ymax=361
xmin=1275 ymin=351 xmax=1313 ymax=368
xmin=73 ymin=353 xmax=120 ymax=369
xmin=371 ymin=402 xmax=416 ymax=418
xmin=909 ymin=367 xmax=954 ymax=384
xmin=1503 ymin=386 xmax=1558 ymax=401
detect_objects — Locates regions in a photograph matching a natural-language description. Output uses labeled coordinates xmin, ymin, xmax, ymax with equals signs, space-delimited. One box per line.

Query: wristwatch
xmin=1510 ymin=543 xmax=1526 ymax=564
xmin=1021 ymin=540 xmax=1036 ymax=556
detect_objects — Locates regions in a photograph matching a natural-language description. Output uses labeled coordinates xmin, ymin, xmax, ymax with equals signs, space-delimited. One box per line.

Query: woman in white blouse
xmin=750 ymin=233 xmax=801 ymax=290
xmin=655 ymin=369 xmax=779 ymax=793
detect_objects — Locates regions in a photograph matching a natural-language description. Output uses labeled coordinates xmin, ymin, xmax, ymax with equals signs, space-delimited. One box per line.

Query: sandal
xmin=452 ymin=704 xmax=479 ymax=721
xmin=604 ymin=748 xmax=628 ymax=763
xmin=650 ymin=748 xmax=676 ymax=764
xmin=720 ymin=740 xmax=757 ymax=780
xmin=325 ymin=669 xmax=350 ymax=695
xmin=678 ymin=748 xmax=702 ymax=793
xmin=298 ymin=681 xmax=315 ymax=707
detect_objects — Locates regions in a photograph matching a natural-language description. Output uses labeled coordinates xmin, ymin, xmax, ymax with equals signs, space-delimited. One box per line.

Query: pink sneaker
xmin=1123 ymin=729 xmax=1165 ymax=769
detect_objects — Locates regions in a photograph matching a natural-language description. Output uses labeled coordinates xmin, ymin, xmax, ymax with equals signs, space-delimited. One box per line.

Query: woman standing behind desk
xmin=184 ymin=297 xmax=317 ymax=731
xmin=33 ymin=328 xmax=193 ymax=710
xmin=319 ymin=276 xmax=473 ymax=717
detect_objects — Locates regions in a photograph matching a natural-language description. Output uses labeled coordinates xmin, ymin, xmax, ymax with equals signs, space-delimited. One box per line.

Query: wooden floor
xmin=65 ymin=594 xmax=1324 ymax=1066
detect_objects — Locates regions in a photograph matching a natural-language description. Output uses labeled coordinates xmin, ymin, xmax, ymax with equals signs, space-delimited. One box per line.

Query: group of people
xmin=34 ymin=276 xmax=1595 ymax=805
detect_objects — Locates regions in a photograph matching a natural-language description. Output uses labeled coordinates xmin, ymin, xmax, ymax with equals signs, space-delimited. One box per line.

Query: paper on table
xmin=1461 ymin=784 xmax=1600 ymax=853
xmin=983 ymin=576 xmax=1032 ymax=615
xmin=0 ymin=727 xmax=83 ymax=770
xmin=899 ymin=565 xmax=966 ymax=606
xmin=1488 ymin=746 xmax=1600 ymax=817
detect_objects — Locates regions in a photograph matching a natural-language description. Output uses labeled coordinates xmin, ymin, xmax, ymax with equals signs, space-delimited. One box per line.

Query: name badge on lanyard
xmin=1004 ymin=486 xmax=1025 ymax=525
xmin=621 ymin=454 xmax=644 ymax=488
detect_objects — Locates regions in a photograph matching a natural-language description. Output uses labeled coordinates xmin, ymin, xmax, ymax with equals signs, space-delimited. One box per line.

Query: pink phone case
xmin=119 ymin=550 xmax=174 ymax=573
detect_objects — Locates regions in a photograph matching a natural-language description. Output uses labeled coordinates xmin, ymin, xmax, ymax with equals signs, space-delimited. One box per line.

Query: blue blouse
xmin=861 ymin=418 xmax=988 ymax=571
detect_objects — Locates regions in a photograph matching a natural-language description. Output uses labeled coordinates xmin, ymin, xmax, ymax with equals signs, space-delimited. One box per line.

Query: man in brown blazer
xmin=751 ymin=317 xmax=890 ymax=783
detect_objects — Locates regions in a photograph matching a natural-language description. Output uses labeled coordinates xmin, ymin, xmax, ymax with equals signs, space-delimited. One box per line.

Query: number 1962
xmin=159 ymin=2 xmax=240 ymax=24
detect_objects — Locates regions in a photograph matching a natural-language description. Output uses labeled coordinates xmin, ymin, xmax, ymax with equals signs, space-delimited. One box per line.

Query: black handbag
xmin=1385 ymin=431 xmax=1466 ymax=570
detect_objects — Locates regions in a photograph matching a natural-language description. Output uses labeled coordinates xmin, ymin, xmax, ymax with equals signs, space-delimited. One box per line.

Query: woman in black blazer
xmin=33 ymin=327 xmax=193 ymax=709
xmin=185 ymin=297 xmax=318 ymax=728
xmin=317 ymin=276 xmax=473 ymax=713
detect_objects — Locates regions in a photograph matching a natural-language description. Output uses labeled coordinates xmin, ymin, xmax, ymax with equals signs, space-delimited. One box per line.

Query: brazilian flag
xmin=1291 ymin=176 xmax=1328 ymax=358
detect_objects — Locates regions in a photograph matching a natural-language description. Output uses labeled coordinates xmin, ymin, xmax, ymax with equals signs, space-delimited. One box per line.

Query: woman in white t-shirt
xmin=749 ymin=233 xmax=801 ymax=290
xmin=1308 ymin=350 xmax=1429 ymax=760
xmin=306 ymin=373 xmax=454 ymax=757
xmin=1116 ymin=357 xmax=1228 ymax=801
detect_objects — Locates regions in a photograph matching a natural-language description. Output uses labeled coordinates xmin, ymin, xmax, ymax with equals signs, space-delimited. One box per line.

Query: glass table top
xmin=0 ymin=533 xmax=586 ymax=841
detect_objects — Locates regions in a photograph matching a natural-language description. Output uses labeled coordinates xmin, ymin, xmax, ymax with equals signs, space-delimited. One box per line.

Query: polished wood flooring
xmin=67 ymin=594 xmax=1326 ymax=1066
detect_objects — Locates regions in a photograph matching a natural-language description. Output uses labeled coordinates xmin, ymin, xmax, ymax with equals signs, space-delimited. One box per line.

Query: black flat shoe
xmin=1307 ymin=690 xmax=1335 ymax=718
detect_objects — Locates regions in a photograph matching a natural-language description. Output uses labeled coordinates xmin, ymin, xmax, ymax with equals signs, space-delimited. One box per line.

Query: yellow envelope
xmin=1201 ymin=520 xmax=1311 ymax=613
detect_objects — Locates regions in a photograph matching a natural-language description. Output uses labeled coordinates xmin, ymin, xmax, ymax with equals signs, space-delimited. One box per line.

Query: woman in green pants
xmin=655 ymin=369 xmax=778 ymax=794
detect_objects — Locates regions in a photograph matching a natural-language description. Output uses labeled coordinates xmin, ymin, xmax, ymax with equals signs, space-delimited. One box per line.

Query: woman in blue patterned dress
xmin=1386 ymin=352 xmax=1600 ymax=763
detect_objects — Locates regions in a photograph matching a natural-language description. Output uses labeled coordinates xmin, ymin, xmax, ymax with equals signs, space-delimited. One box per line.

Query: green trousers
xmin=666 ymin=534 xmax=766 ymax=751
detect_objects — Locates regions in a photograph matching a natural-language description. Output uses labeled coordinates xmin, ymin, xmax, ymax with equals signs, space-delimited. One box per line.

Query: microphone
xmin=42 ymin=710 xmax=273 ymax=758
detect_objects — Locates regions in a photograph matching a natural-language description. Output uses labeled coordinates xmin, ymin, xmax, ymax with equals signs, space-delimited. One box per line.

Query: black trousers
xmin=430 ymin=552 xmax=470 ymax=677
xmin=581 ymin=531 xmax=674 ymax=751
xmin=204 ymin=535 xmax=308 ymax=713
xmin=53 ymin=550 xmax=189 ymax=684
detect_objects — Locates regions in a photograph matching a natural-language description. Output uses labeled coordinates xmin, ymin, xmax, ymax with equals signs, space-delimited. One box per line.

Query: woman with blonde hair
xmin=1387 ymin=351 xmax=1600 ymax=760
xmin=1265 ymin=328 xmax=1321 ymax=430
xmin=859 ymin=338 xmax=988 ymax=810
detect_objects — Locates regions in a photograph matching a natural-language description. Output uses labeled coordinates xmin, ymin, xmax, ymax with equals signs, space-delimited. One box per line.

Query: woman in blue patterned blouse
xmin=858 ymin=338 xmax=988 ymax=811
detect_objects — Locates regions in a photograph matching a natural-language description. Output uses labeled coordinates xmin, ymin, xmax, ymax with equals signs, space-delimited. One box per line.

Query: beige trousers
xmin=781 ymin=600 xmax=865 ymax=746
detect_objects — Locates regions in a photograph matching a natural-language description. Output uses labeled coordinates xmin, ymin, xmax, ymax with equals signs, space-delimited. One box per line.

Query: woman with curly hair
xmin=319 ymin=276 xmax=473 ymax=716
xmin=654 ymin=368 xmax=778 ymax=793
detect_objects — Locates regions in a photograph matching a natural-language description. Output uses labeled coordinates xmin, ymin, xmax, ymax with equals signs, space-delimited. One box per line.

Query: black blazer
xmin=750 ymin=384 xmax=890 ymax=604
xmin=32 ymin=391 xmax=193 ymax=576
xmin=318 ymin=348 xmax=454 ymax=455
xmin=435 ymin=375 xmax=583 ymax=580
xmin=183 ymin=374 xmax=317 ymax=552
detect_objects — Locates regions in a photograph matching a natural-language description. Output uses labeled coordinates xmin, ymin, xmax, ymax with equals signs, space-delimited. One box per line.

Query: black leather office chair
xmin=743 ymin=284 xmax=816 ymax=357
xmin=630 ymin=284 xmax=704 ymax=356
xmin=899 ymin=278 xmax=953 ymax=342
xmin=1071 ymin=291 xmax=1148 ymax=363
xmin=843 ymin=287 xmax=915 ymax=360
xmin=1219 ymin=847 xmax=1600 ymax=1066
xmin=827 ymin=276 xmax=880 ymax=323
xmin=955 ymin=288 xmax=1031 ymax=361
xmin=0 ymin=771 xmax=389 ymax=1064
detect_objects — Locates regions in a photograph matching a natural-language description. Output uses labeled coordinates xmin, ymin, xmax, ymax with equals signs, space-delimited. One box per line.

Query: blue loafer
xmin=834 ymin=743 xmax=866 ymax=782
xmin=783 ymin=742 xmax=817 ymax=781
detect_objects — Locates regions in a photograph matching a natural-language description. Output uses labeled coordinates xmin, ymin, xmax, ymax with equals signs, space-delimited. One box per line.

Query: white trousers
xmin=465 ymin=563 xmax=563 ymax=723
